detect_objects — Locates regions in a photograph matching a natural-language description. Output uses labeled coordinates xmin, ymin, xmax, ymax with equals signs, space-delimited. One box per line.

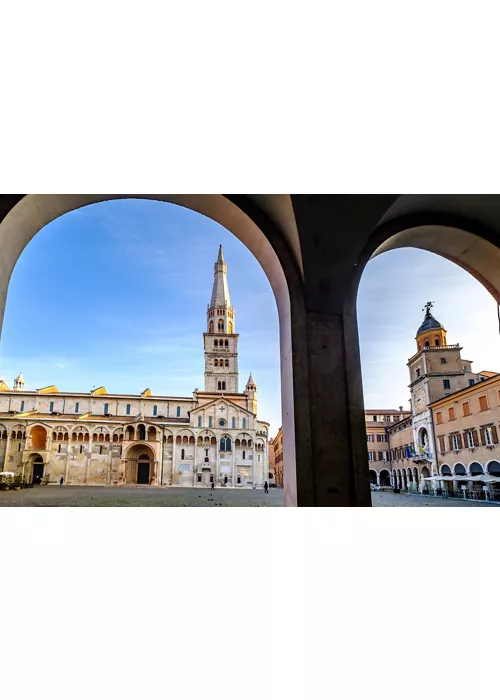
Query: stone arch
xmin=441 ymin=464 xmax=452 ymax=476
xmin=454 ymin=463 xmax=467 ymax=476
xmin=469 ymin=461 xmax=483 ymax=476
xmin=30 ymin=425 xmax=47 ymax=450
xmin=0 ymin=194 xmax=300 ymax=504
xmin=486 ymin=460 xmax=500 ymax=476
xmin=123 ymin=443 xmax=156 ymax=485
xmin=368 ymin=469 xmax=377 ymax=485
xmin=379 ymin=468 xmax=391 ymax=487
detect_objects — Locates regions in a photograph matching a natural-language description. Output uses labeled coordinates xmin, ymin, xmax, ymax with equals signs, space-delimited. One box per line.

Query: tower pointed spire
xmin=210 ymin=245 xmax=231 ymax=310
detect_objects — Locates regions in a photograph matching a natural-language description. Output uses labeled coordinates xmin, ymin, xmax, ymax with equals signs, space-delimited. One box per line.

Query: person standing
xmin=264 ymin=480 xmax=268 ymax=494
xmin=60 ymin=476 xmax=64 ymax=488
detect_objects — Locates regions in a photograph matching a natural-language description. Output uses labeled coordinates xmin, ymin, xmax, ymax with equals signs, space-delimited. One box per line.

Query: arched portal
xmin=368 ymin=469 xmax=377 ymax=485
xmin=487 ymin=460 xmax=500 ymax=476
xmin=379 ymin=469 xmax=391 ymax=487
xmin=124 ymin=445 xmax=156 ymax=485
xmin=31 ymin=455 xmax=44 ymax=485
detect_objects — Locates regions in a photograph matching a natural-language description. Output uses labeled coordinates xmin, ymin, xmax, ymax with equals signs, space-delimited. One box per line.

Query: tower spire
xmin=204 ymin=246 xmax=239 ymax=392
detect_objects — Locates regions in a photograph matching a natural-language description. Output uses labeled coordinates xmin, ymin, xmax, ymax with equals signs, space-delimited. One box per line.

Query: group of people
xmin=209 ymin=480 xmax=270 ymax=492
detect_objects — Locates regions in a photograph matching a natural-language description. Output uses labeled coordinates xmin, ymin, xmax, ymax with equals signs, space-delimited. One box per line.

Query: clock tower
xmin=407 ymin=302 xmax=479 ymax=474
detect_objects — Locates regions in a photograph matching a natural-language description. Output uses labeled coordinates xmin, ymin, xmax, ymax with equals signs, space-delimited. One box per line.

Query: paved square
xmin=0 ymin=486 xmax=498 ymax=507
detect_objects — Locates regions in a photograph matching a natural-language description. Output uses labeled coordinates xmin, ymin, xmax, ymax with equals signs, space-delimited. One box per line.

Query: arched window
xmin=209 ymin=321 xmax=214 ymax=333
xmin=213 ymin=339 xmax=218 ymax=347
xmin=435 ymin=339 xmax=440 ymax=346
xmin=138 ymin=425 xmax=146 ymax=441
xmin=198 ymin=416 xmax=202 ymax=427
xmin=232 ymin=417 xmax=236 ymax=429
xmin=218 ymin=382 xmax=222 ymax=390
xmin=209 ymin=417 xmax=213 ymax=428
xmin=225 ymin=340 xmax=228 ymax=347
xmin=228 ymin=322 xmax=233 ymax=333
xmin=220 ymin=436 xmax=232 ymax=451
xmin=218 ymin=320 xmax=224 ymax=331
xmin=242 ymin=418 xmax=246 ymax=429
xmin=153 ymin=405 xmax=158 ymax=417
xmin=104 ymin=403 xmax=108 ymax=414
xmin=49 ymin=401 xmax=54 ymax=412
xmin=243 ymin=450 xmax=246 ymax=460
xmin=222 ymin=382 xmax=226 ymax=391
xmin=75 ymin=402 xmax=79 ymax=413
xmin=20 ymin=401 xmax=24 ymax=412
xmin=181 ymin=449 xmax=185 ymax=460
xmin=225 ymin=360 xmax=229 ymax=367
xmin=214 ymin=359 xmax=218 ymax=367
xmin=176 ymin=406 xmax=181 ymax=417
xmin=126 ymin=404 xmax=131 ymax=415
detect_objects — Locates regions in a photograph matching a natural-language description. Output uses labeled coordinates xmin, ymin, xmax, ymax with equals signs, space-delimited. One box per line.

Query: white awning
xmin=424 ymin=474 xmax=500 ymax=483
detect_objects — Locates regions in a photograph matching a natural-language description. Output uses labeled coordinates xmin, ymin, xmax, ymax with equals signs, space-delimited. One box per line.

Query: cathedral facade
xmin=0 ymin=247 xmax=270 ymax=488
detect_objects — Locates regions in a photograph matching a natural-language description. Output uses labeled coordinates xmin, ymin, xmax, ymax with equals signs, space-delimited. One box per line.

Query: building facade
xmin=366 ymin=303 xmax=500 ymax=498
xmin=0 ymin=247 xmax=270 ymax=488
xmin=269 ymin=426 xmax=283 ymax=487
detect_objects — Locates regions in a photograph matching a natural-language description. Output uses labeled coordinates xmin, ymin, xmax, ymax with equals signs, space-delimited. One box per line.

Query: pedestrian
xmin=264 ymin=480 xmax=268 ymax=494
xmin=211 ymin=479 xmax=215 ymax=491
xmin=60 ymin=476 xmax=64 ymax=488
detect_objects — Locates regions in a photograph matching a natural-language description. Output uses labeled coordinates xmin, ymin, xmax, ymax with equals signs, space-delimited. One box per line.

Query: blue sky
xmin=1 ymin=199 xmax=499 ymax=436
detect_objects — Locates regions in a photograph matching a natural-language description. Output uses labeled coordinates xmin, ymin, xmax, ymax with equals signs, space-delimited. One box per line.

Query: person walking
xmin=60 ymin=476 xmax=65 ymax=488
xmin=264 ymin=480 xmax=268 ymax=494
xmin=211 ymin=479 xmax=215 ymax=491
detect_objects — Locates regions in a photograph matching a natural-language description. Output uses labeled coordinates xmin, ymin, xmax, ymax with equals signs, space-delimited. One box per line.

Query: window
xmin=176 ymin=406 xmax=181 ymax=417
xmin=153 ymin=405 xmax=157 ymax=417
xmin=463 ymin=365 xmax=468 ymax=371
xmin=366 ymin=434 xmax=373 ymax=442
xmin=462 ymin=402 xmax=471 ymax=417
xmin=104 ymin=403 xmax=108 ymax=414
xmin=415 ymin=368 xmax=421 ymax=378
xmin=479 ymin=395 xmax=489 ymax=411
xmin=372 ymin=415 xmax=378 ymax=422
xmin=99 ymin=446 xmax=103 ymax=455
xmin=220 ymin=436 xmax=231 ymax=451
xmin=436 ymin=412 xmax=443 ymax=425
xmin=242 ymin=450 xmax=246 ymax=459
xmin=465 ymin=430 xmax=475 ymax=448
xmin=126 ymin=404 xmax=131 ymax=415
xmin=242 ymin=418 xmax=246 ymax=429
xmin=367 ymin=451 xmax=374 ymax=461
xmin=218 ymin=381 xmax=221 ymax=390
xmin=232 ymin=417 xmax=236 ymax=429
xmin=214 ymin=359 xmax=218 ymax=367
xmin=438 ymin=436 xmax=446 ymax=452
xmin=198 ymin=416 xmax=202 ymax=428
xmin=383 ymin=415 xmax=390 ymax=422
xmin=451 ymin=434 xmax=459 ymax=451
xmin=484 ymin=426 xmax=494 ymax=446
xmin=435 ymin=339 xmax=440 ymax=346
xmin=80 ymin=445 xmax=84 ymax=454
xmin=225 ymin=340 xmax=228 ymax=347
xmin=219 ymin=419 xmax=226 ymax=427
xmin=448 ymin=407 xmax=456 ymax=421
xmin=443 ymin=380 xmax=451 ymax=390
xmin=209 ymin=417 xmax=213 ymax=428
xmin=49 ymin=401 xmax=54 ymax=412
xmin=440 ymin=358 xmax=446 ymax=364
xmin=75 ymin=402 xmax=79 ymax=413
xmin=181 ymin=449 xmax=185 ymax=459
xmin=20 ymin=401 xmax=24 ymax=412
xmin=469 ymin=379 xmax=475 ymax=386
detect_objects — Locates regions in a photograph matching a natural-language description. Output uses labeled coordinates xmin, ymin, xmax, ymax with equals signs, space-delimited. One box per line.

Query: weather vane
xmin=422 ymin=301 xmax=434 ymax=315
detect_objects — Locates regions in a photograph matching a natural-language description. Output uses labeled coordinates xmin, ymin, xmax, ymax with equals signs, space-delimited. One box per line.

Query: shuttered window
xmin=448 ymin=407 xmax=456 ymax=420
xmin=436 ymin=412 xmax=443 ymax=424
xmin=462 ymin=402 xmax=471 ymax=417
xmin=479 ymin=395 xmax=489 ymax=411
xmin=438 ymin=436 xmax=446 ymax=452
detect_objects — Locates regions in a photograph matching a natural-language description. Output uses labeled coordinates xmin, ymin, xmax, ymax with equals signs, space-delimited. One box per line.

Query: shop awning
xmin=424 ymin=474 xmax=500 ymax=483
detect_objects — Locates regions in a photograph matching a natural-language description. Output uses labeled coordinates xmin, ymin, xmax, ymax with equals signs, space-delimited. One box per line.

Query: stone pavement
xmin=1 ymin=486 xmax=498 ymax=507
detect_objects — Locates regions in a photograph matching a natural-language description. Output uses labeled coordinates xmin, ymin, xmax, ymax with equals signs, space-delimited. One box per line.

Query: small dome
xmin=417 ymin=304 xmax=445 ymax=336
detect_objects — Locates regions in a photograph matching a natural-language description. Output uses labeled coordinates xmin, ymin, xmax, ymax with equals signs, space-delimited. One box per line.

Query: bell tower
xmin=204 ymin=246 xmax=239 ymax=393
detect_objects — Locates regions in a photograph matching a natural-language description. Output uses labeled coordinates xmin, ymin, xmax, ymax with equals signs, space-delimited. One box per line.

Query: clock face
xmin=414 ymin=388 xmax=426 ymax=408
